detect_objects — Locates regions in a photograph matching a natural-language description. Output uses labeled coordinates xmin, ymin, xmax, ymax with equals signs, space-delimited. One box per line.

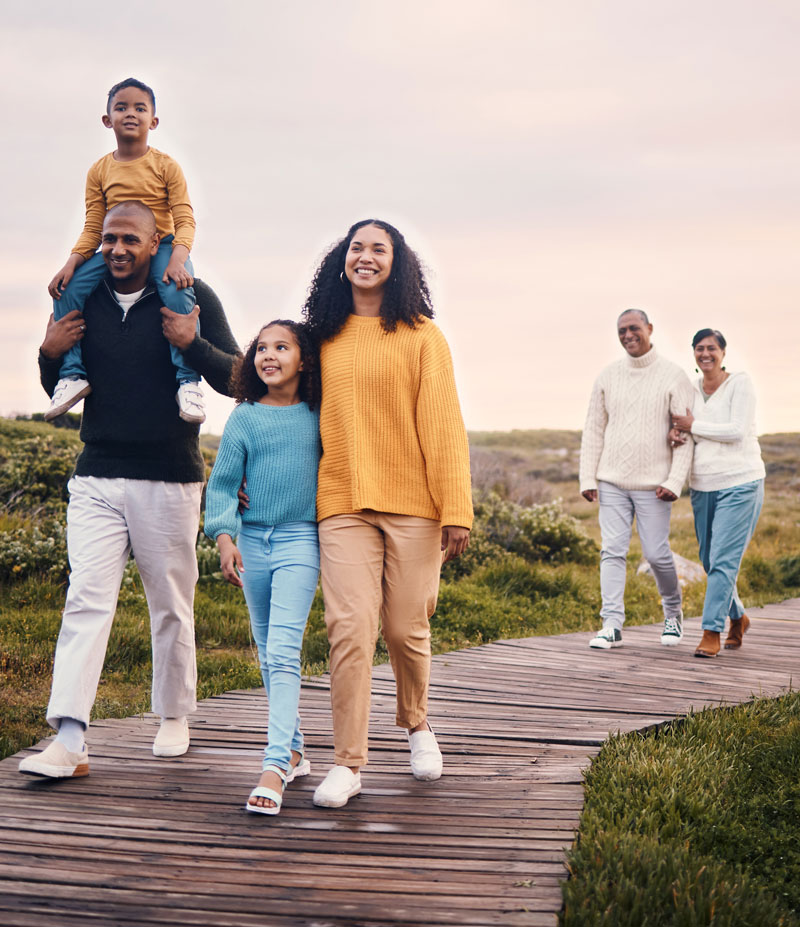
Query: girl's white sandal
xmin=285 ymin=755 xmax=311 ymax=783
xmin=245 ymin=764 xmax=287 ymax=816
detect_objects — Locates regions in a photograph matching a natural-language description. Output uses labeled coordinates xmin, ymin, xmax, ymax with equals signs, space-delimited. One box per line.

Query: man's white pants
xmin=46 ymin=476 xmax=202 ymax=730
xmin=597 ymin=480 xmax=682 ymax=631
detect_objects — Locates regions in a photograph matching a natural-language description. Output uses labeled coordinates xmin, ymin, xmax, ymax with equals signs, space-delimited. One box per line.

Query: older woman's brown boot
xmin=724 ymin=613 xmax=750 ymax=649
xmin=694 ymin=630 xmax=721 ymax=658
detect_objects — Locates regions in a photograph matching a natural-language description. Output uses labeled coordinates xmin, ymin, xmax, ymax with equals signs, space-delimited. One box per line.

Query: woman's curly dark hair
xmin=230 ymin=319 xmax=320 ymax=410
xmin=302 ymin=219 xmax=434 ymax=343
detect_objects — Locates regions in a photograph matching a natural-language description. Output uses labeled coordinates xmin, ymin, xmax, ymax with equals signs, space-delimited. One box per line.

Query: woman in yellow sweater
xmin=304 ymin=219 xmax=473 ymax=808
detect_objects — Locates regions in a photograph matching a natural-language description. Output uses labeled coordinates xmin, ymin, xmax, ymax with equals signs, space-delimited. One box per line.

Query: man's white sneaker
xmin=44 ymin=378 xmax=91 ymax=421
xmin=661 ymin=613 xmax=684 ymax=646
xmin=176 ymin=381 xmax=206 ymax=424
xmin=589 ymin=627 xmax=623 ymax=649
xmin=313 ymin=766 xmax=362 ymax=808
xmin=153 ymin=717 xmax=190 ymax=757
xmin=408 ymin=725 xmax=443 ymax=780
xmin=19 ymin=741 xmax=89 ymax=778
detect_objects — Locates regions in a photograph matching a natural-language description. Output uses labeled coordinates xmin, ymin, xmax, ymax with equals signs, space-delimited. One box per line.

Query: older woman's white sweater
xmin=579 ymin=346 xmax=693 ymax=497
xmin=689 ymin=372 xmax=765 ymax=492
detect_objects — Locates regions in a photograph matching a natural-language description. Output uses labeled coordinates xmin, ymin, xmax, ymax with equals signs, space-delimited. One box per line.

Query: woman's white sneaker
xmin=313 ymin=766 xmax=362 ymax=808
xmin=408 ymin=726 xmax=443 ymax=780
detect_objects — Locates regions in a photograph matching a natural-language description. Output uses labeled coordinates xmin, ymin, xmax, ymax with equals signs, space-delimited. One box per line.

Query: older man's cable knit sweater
xmin=579 ymin=346 xmax=693 ymax=497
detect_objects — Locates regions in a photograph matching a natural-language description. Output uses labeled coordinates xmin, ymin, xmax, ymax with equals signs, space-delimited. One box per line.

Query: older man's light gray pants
xmin=597 ymin=480 xmax=682 ymax=631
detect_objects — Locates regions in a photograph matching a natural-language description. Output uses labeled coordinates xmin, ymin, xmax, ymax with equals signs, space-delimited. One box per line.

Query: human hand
xmin=656 ymin=486 xmax=677 ymax=502
xmin=40 ymin=310 xmax=86 ymax=360
xmin=237 ymin=478 xmax=250 ymax=514
xmin=668 ymin=426 xmax=687 ymax=448
xmin=217 ymin=535 xmax=244 ymax=588
xmin=441 ymin=525 xmax=470 ymax=563
xmin=160 ymin=305 xmax=200 ymax=351
xmin=671 ymin=408 xmax=694 ymax=432
xmin=582 ymin=489 xmax=598 ymax=502
xmin=48 ymin=254 xmax=85 ymax=299
xmin=163 ymin=256 xmax=194 ymax=290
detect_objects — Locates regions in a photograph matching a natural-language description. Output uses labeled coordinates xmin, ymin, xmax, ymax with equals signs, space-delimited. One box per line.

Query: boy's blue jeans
xmin=53 ymin=235 xmax=199 ymax=383
xmin=691 ymin=479 xmax=764 ymax=632
xmin=238 ymin=521 xmax=319 ymax=772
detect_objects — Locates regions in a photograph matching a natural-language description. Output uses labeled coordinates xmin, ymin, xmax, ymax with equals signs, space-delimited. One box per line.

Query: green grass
xmin=561 ymin=692 xmax=800 ymax=926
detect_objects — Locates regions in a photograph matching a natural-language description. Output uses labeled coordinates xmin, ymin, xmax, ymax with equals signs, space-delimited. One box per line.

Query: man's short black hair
xmin=107 ymin=78 xmax=156 ymax=114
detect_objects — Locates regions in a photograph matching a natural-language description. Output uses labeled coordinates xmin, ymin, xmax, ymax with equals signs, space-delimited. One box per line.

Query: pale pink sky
xmin=2 ymin=1 xmax=798 ymax=435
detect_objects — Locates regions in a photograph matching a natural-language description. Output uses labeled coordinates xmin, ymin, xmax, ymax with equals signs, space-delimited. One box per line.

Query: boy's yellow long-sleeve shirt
xmin=317 ymin=314 xmax=473 ymax=529
xmin=71 ymin=148 xmax=195 ymax=259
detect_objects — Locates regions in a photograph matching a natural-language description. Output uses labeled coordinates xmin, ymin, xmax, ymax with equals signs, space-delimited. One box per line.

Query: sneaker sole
xmin=153 ymin=741 xmax=190 ymax=758
xmin=285 ymin=759 xmax=311 ymax=783
xmin=19 ymin=760 xmax=89 ymax=778
xmin=589 ymin=640 xmax=623 ymax=649
xmin=411 ymin=765 xmax=443 ymax=781
xmin=661 ymin=635 xmax=683 ymax=646
xmin=312 ymin=784 xmax=362 ymax=808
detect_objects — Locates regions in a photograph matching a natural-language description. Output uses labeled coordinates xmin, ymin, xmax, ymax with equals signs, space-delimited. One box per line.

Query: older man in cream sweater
xmin=579 ymin=309 xmax=693 ymax=649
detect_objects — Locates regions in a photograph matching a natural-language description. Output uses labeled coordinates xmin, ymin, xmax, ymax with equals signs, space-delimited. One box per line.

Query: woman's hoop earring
xmin=339 ymin=271 xmax=345 ymax=284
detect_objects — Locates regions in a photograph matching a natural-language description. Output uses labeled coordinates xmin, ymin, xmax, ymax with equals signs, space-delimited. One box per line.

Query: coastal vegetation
xmin=1 ymin=416 xmax=799 ymax=921
xmin=2 ymin=416 xmax=798 ymax=760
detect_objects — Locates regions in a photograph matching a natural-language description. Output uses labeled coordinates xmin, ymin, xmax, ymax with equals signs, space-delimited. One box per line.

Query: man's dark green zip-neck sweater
xmin=39 ymin=278 xmax=240 ymax=483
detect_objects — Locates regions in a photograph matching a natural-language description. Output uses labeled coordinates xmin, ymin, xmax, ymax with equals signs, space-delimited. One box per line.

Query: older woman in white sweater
xmin=670 ymin=328 xmax=765 ymax=658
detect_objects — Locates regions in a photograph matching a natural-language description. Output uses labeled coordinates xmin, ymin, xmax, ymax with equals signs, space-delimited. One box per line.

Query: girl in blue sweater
xmin=205 ymin=320 xmax=320 ymax=815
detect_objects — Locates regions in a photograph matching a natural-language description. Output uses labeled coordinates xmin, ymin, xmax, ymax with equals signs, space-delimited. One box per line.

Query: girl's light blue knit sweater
xmin=204 ymin=400 xmax=320 ymax=539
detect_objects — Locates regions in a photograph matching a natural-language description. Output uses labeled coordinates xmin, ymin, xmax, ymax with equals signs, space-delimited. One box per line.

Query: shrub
xmin=440 ymin=531 xmax=509 ymax=581
xmin=478 ymin=556 xmax=581 ymax=600
xmin=739 ymin=554 xmax=778 ymax=594
xmin=473 ymin=491 xmax=598 ymax=565
xmin=778 ymin=555 xmax=800 ymax=587
xmin=0 ymin=421 xmax=80 ymax=518
xmin=0 ymin=520 xmax=68 ymax=583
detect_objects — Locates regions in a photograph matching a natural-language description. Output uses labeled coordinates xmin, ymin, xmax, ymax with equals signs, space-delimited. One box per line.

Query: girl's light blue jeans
xmin=691 ymin=479 xmax=764 ymax=632
xmin=54 ymin=235 xmax=199 ymax=383
xmin=238 ymin=521 xmax=319 ymax=771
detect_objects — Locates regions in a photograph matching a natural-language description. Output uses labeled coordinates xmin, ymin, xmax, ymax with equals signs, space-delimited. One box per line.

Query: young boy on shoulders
xmin=45 ymin=77 xmax=205 ymax=424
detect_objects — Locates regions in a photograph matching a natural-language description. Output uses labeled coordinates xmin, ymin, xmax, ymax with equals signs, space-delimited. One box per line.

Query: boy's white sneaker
xmin=44 ymin=377 xmax=91 ymax=420
xmin=176 ymin=381 xmax=205 ymax=424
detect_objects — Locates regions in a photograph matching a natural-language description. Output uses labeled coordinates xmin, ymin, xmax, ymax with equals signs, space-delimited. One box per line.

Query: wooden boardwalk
xmin=2 ymin=598 xmax=799 ymax=927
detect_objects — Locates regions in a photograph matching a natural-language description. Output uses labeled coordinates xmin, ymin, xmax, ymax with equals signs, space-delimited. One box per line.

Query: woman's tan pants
xmin=318 ymin=512 xmax=442 ymax=767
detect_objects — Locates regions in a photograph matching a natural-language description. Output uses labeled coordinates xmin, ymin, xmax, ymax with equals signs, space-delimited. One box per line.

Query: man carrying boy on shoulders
xmin=19 ymin=201 xmax=240 ymax=779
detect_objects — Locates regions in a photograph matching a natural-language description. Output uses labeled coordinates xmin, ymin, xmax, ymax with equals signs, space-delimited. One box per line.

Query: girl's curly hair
xmin=230 ymin=319 xmax=320 ymax=410
xmin=302 ymin=219 xmax=434 ymax=343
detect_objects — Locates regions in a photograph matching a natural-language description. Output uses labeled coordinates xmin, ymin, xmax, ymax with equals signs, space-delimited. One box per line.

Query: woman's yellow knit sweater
xmin=317 ymin=314 xmax=473 ymax=529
